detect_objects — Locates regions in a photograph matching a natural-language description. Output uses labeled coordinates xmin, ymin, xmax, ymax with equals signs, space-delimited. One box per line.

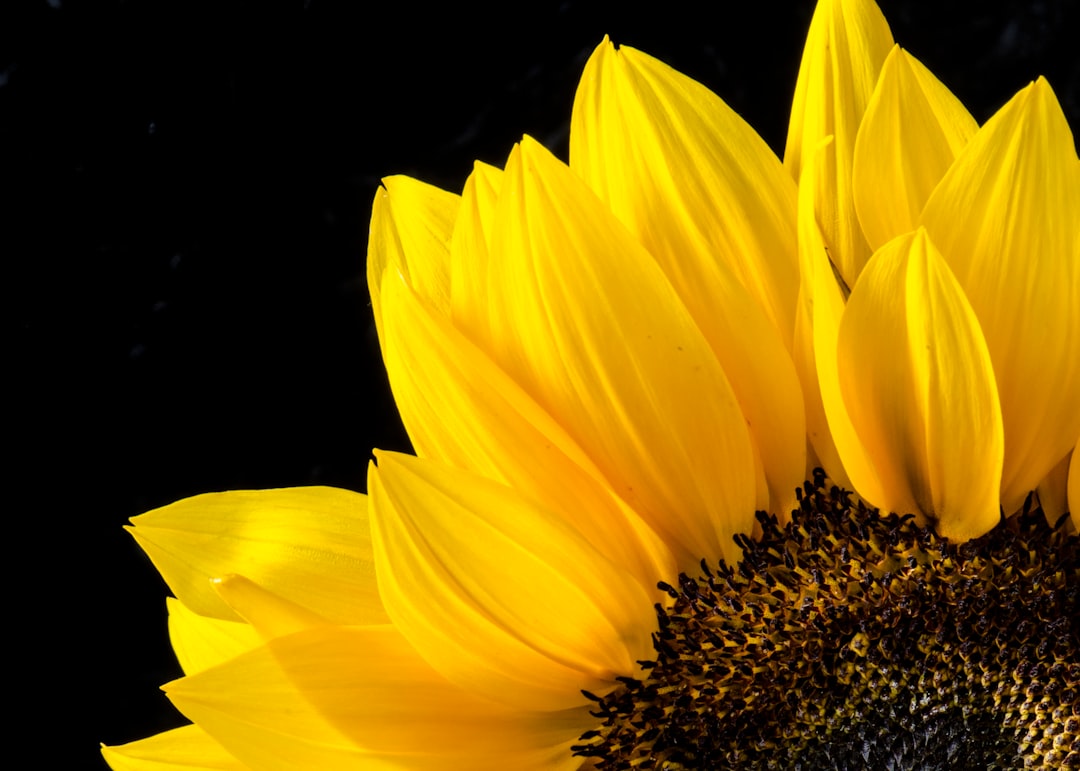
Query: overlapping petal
xmin=167 ymin=597 xmax=262 ymax=676
xmin=836 ymin=228 xmax=1003 ymax=538
xmin=786 ymin=0 xmax=894 ymax=286
xmin=102 ymin=724 xmax=248 ymax=771
xmin=460 ymin=137 xmax=758 ymax=569
xmin=448 ymin=160 xmax=503 ymax=336
xmin=570 ymin=39 xmax=805 ymax=515
xmin=166 ymin=625 xmax=591 ymax=771
xmin=1037 ymin=450 xmax=1074 ymax=527
xmin=920 ymin=78 xmax=1080 ymax=514
xmin=127 ymin=487 xmax=386 ymax=625
xmin=368 ymin=450 xmax=655 ymax=711
xmin=378 ymin=270 xmax=674 ymax=589
xmin=795 ymin=137 xmax=885 ymax=501
xmin=367 ymin=175 xmax=458 ymax=345
xmin=571 ymin=39 xmax=799 ymax=342
xmin=852 ymin=46 xmax=977 ymax=249
xmin=1069 ymin=438 xmax=1080 ymax=531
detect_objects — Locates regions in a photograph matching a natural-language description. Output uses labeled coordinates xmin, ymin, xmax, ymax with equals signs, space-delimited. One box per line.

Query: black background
xmin=5 ymin=1 xmax=1077 ymax=767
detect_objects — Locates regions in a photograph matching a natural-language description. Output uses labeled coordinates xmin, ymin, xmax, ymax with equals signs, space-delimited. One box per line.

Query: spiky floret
xmin=574 ymin=470 xmax=1079 ymax=769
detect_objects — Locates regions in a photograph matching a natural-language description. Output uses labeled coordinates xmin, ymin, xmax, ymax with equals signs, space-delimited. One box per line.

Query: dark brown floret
xmin=572 ymin=470 xmax=1079 ymax=770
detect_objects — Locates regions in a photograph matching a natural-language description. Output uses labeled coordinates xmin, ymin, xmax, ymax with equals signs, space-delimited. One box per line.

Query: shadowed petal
xmin=167 ymin=597 xmax=262 ymax=676
xmin=102 ymin=725 xmax=248 ymax=771
xmin=1037 ymin=450 xmax=1072 ymax=527
xmin=795 ymin=137 xmax=886 ymax=502
xmin=1069 ymin=437 xmax=1080 ymax=532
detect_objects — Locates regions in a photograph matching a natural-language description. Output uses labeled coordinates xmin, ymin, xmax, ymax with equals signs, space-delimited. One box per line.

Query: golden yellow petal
xmin=366 ymin=175 xmax=459 ymax=345
xmin=853 ymin=46 xmax=977 ymax=249
xmin=464 ymin=137 xmax=756 ymax=569
xmin=380 ymin=272 xmax=675 ymax=589
xmin=795 ymin=136 xmax=885 ymax=502
xmin=837 ymin=229 xmax=1003 ymax=539
xmin=102 ymin=724 xmax=248 ymax=771
xmin=1069 ymin=436 xmax=1080 ymax=532
xmin=167 ymin=624 xmax=592 ymax=770
xmin=569 ymin=40 xmax=806 ymax=516
xmin=921 ymin=78 xmax=1080 ymax=514
xmin=167 ymin=597 xmax=262 ymax=676
xmin=127 ymin=487 xmax=386 ymax=625
xmin=368 ymin=451 xmax=654 ymax=711
xmin=449 ymin=160 xmax=503 ymax=335
xmin=570 ymin=38 xmax=799 ymax=344
xmin=785 ymin=0 xmax=894 ymax=285
xmin=1037 ymin=449 xmax=1072 ymax=527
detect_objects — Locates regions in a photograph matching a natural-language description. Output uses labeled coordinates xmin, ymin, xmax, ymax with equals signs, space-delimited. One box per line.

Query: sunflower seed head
xmin=573 ymin=470 xmax=1080 ymax=770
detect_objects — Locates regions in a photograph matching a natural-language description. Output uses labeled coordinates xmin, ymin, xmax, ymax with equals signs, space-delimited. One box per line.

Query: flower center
xmin=572 ymin=471 xmax=1079 ymax=770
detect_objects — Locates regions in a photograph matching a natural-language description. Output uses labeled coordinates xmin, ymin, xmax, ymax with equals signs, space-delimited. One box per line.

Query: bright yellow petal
xmin=571 ymin=38 xmax=799 ymax=344
xmin=167 ymin=624 xmax=592 ymax=771
xmin=449 ymin=160 xmax=503 ymax=335
xmin=167 ymin=597 xmax=262 ymax=676
xmin=102 ymin=724 xmax=248 ymax=771
xmin=212 ymin=574 xmax=331 ymax=639
xmin=465 ymin=137 xmax=757 ymax=569
xmin=837 ymin=229 xmax=1003 ymax=538
xmin=785 ymin=0 xmax=894 ymax=285
xmin=569 ymin=40 xmax=805 ymax=516
xmin=920 ymin=78 xmax=1080 ymax=513
xmin=795 ymin=136 xmax=885 ymax=502
xmin=368 ymin=451 xmax=654 ymax=712
xmin=853 ymin=46 xmax=977 ymax=249
xmin=128 ymin=487 xmax=387 ymax=625
xmin=379 ymin=272 xmax=674 ymax=589
xmin=367 ymin=175 xmax=459 ymax=345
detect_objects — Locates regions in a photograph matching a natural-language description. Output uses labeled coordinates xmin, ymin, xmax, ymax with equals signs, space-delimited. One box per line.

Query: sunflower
xmin=103 ymin=0 xmax=1079 ymax=769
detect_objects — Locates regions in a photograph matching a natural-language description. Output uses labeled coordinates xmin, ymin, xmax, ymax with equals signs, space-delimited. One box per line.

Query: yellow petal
xmin=211 ymin=575 xmax=331 ymax=639
xmin=367 ymin=175 xmax=459 ymax=345
xmin=853 ymin=46 xmax=977 ymax=249
xmin=785 ymin=0 xmax=894 ymax=285
xmin=102 ymin=724 xmax=248 ymax=771
xmin=795 ymin=136 xmax=885 ymax=501
xmin=128 ymin=487 xmax=387 ymax=625
xmin=167 ymin=597 xmax=262 ymax=676
xmin=1069 ymin=437 xmax=1080 ymax=532
xmin=1037 ymin=449 xmax=1072 ymax=527
xmin=368 ymin=451 xmax=654 ymax=711
xmin=571 ymin=38 xmax=799 ymax=345
xmin=167 ymin=625 xmax=591 ymax=771
xmin=569 ymin=39 xmax=806 ymax=516
xmin=380 ymin=272 xmax=674 ymax=589
xmin=921 ymin=78 xmax=1080 ymax=513
xmin=837 ymin=229 xmax=1003 ymax=538
xmin=449 ymin=160 xmax=503 ymax=335
xmin=467 ymin=137 xmax=757 ymax=569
